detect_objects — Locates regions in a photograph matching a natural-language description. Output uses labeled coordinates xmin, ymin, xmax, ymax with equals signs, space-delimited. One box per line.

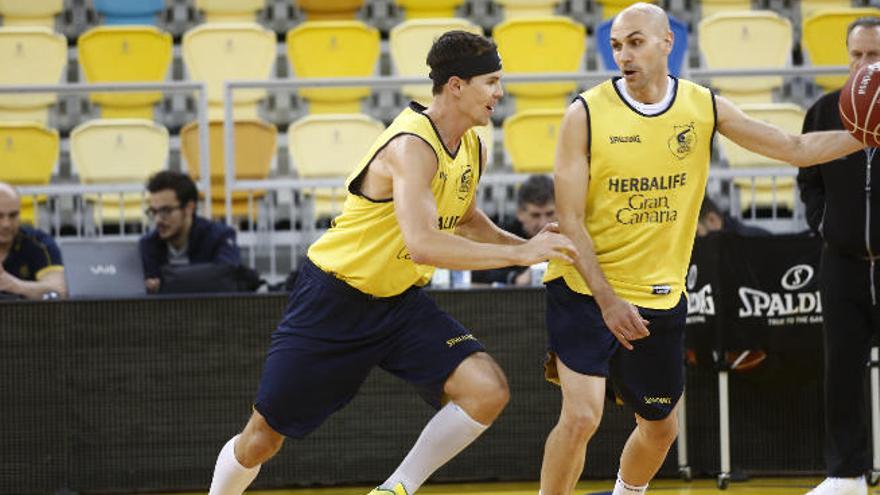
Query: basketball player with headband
xmin=539 ymin=4 xmax=864 ymax=495
xmin=208 ymin=31 xmax=577 ymax=495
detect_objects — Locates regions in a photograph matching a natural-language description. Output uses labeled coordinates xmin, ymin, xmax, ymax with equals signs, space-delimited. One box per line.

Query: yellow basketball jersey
xmin=545 ymin=77 xmax=715 ymax=309
xmin=308 ymin=102 xmax=482 ymax=297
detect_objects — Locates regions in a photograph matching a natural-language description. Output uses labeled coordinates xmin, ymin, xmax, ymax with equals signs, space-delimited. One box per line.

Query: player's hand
xmin=598 ymin=295 xmax=650 ymax=351
xmin=518 ymin=229 xmax=578 ymax=265
xmin=145 ymin=277 xmax=160 ymax=294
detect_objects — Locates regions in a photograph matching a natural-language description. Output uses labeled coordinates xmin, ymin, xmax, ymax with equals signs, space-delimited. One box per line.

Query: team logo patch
xmin=668 ymin=122 xmax=696 ymax=160
xmin=457 ymin=165 xmax=473 ymax=201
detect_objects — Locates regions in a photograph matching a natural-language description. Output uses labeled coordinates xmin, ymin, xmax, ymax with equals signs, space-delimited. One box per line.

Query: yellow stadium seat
xmin=495 ymin=0 xmax=559 ymax=19
xmin=196 ymin=0 xmax=264 ymax=23
xmin=78 ymin=26 xmax=173 ymax=120
xmin=700 ymin=0 xmax=752 ymax=18
xmin=502 ymin=108 xmax=565 ymax=173
xmin=0 ymin=122 xmax=58 ymax=225
xmin=395 ymin=0 xmax=464 ymax=19
xmin=389 ymin=18 xmax=482 ymax=106
xmin=718 ymin=103 xmax=804 ymax=212
xmin=595 ymin=0 xmax=642 ymax=20
xmin=0 ymin=27 xmax=65 ymax=124
xmin=698 ymin=11 xmax=792 ymax=103
xmin=297 ymin=0 xmax=365 ymax=20
xmin=494 ymin=16 xmax=586 ymax=112
xmin=180 ymin=120 xmax=277 ymax=219
xmin=0 ymin=0 xmax=61 ymax=28
xmin=288 ymin=113 xmax=384 ymax=220
xmin=803 ymin=8 xmax=880 ymax=92
xmin=286 ymin=21 xmax=380 ymax=114
xmin=182 ymin=23 xmax=276 ymax=120
xmin=70 ymin=119 xmax=169 ymax=224
xmin=800 ymin=0 xmax=854 ymax=20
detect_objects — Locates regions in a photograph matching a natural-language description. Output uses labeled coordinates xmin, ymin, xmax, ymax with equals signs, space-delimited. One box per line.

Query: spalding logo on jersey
xmin=668 ymin=122 xmax=696 ymax=160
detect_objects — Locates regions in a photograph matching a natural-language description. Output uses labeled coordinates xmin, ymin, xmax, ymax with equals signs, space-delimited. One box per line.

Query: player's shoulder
xmin=17 ymin=225 xmax=56 ymax=249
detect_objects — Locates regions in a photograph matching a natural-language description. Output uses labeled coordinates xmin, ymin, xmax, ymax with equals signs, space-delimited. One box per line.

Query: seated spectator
xmin=471 ymin=174 xmax=556 ymax=286
xmin=697 ymin=196 xmax=770 ymax=237
xmin=139 ymin=171 xmax=242 ymax=294
xmin=0 ymin=182 xmax=66 ymax=300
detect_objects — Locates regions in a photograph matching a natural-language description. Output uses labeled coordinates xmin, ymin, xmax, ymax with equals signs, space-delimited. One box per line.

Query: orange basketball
xmin=840 ymin=62 xmax=880 ymax=147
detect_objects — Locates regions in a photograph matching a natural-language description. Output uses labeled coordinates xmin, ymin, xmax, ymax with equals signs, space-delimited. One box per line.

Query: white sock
xmin=209 ymin=434 xmax=261 ymax=495
xmin=382 ymin=402 xmax=488 ymax=494
xmin=612 ymin=472 xmax=648 ymax=495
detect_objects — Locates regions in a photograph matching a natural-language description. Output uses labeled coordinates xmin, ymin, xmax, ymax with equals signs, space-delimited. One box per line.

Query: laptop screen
xmin=61 ymin=240 xmax=146 ymax=299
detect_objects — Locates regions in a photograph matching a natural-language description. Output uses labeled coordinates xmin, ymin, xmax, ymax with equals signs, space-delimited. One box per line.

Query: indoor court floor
xmin=167 ymin=478 xmax=880 ymax=495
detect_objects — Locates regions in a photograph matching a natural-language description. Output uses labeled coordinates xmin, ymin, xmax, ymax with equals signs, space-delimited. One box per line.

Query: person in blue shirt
xmin=139 ymin=171 xmax=241 ymax=294
xmin=0 ymin=182 xmax=66 ymax=299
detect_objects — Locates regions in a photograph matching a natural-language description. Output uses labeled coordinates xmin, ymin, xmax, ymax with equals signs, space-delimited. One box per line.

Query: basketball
xmin=840 ymin=61 xmax=880 ymax=147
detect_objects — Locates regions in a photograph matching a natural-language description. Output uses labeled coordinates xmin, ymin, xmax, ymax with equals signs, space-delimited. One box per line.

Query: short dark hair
xmin=699 ymin=195 xmax=722 ymax=222
xmin=847 ymin=17 xmax=880 ymax=46
xmin=147 ymin=170 xmax=198 ymax=207
xmin=427 ymin=30 xmax=497 ymax=95
xmin=517 ymin=174 xmax=554 ymax=209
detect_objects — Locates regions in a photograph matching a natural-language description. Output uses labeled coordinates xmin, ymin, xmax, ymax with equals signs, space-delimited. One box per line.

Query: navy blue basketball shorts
xmin=545 ymin=278 xmax=687 ymax=421
xmin=254 ymin=259 xmax=486 ymax=439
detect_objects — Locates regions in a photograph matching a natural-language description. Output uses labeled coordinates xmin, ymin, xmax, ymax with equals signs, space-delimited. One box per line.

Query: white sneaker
xmin=805 ymin=476 xmax=867 ymax=495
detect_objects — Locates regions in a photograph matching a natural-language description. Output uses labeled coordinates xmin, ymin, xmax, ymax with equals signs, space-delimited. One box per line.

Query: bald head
xmin=0 ymin=182 xmax=18 ymax=203
xmin=613 ymin=2 xmax=670 ymax=38
xmin=0 ymin=182 xmax=20 ymax=246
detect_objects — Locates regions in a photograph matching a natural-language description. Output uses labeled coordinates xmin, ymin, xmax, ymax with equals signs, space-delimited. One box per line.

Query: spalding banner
xmin=686 ymin=232 xmax=824 ymax=380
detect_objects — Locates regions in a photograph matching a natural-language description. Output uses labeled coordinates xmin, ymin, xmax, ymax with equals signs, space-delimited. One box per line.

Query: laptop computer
xmin=62 ymin=240 xmax=146 ymax=298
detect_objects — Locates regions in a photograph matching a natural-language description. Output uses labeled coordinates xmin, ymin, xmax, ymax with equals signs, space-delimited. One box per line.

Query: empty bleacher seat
xmin=803 ymin=7 xmax=880 ymax=93
xmin=0 ymin=0 xmax=61 ymax=28
xmin=495 ymin=0 xmax=559 ymax=19
xmin=389 ymin=18 xmax=482 ymax=106
xmin=800 ymin=0 xmax=855 ymax=20
xmin=196 ymin=0 xmax=265 ymax=23
xmin=288 ymin=113 xmax=385 ymax=219
xmin=698 ymin=10 xmax=792 ymax=103
xmin=78 ymin=26 xmax=173 ymax=119
xmin=596 ymin=13 xmax=688 ymax=76
xmin=700 ymin=0 xmax=752 ymax=19
xmin=70 ymin=119 xmax=169 ymax=224
xmin=717 ymin=103 xmax=805 ymax=212
xmin=395 ymin=0 xmax=464 ymax=19
xmin=502 ymin=108 xmax=564 ymax=173
xmin=493 ymin=16 xmax=586 ymax=112
xmin=93 ymin=0 xmax=165 ymax=25
xmin=179 ymin=119 xmax=277 ymax=219
xmin=286 ymin=21 xmax=380 ymax=114
xmin=182 ymin=23 xmax=276 ymax=120
xmin=297 ymin=0 xmax=365 ymax=20
xmin=0 ymin=27 xmax=66 ymax=124
xmin=595 ymin=0 xmax=641 ymax=20
xmin=0 ymin=122 xmax=58 ymax=225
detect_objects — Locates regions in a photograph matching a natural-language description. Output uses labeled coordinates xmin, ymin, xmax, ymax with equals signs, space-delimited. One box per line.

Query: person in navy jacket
xmin=139 ymin=171 xmax=241 ymax=294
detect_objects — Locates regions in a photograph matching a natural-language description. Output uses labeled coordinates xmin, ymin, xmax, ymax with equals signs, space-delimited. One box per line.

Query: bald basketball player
xmin=539 ymin=4 xmax=863 ymax=495
xmin=209 ymin=31 xmax=576 ymax=495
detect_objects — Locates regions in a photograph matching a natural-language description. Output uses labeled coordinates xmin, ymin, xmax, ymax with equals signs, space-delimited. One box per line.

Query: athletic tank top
xmin=308 ymin=102 xmax=482 ymax=297
xmin=545 ymin=77 xmax=716 ymax=309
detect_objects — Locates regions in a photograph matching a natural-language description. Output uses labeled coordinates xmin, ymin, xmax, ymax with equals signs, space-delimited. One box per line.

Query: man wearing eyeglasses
xmin=139 ymin=170 xmax=241 ymax=293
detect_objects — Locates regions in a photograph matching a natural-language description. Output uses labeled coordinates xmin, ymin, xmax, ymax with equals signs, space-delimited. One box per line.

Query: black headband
xmin=429 ymin=50 xmax=502 ymax=85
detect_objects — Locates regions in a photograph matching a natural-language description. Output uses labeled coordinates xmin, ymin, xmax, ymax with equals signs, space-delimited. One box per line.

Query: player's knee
xmin=560 ymin=408 xmax=602 ymax=439
xmin=471 ymin=370 xmax=510 ymax=417
xmin=640 ymin=415 xmax=678 ymax=447
xmin=238 ymin=415 xmax=285 ymax=466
